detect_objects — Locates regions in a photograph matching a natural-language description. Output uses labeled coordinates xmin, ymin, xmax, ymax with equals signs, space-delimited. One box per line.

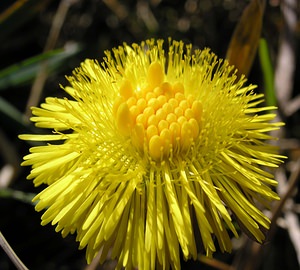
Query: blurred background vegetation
xmin=0 ymin=0 xmax=299 ymax=269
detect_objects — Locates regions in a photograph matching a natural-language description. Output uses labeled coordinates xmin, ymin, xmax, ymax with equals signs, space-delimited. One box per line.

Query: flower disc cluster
xmin=20 ymin=39 xmax=284 ymax=270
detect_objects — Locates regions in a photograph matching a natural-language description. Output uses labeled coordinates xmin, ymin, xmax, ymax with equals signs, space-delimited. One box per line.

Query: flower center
xmin=113 ymin=61 xmax=202 ymax=161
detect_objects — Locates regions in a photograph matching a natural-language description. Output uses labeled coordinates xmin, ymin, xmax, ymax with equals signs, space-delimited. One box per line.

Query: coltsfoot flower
xmin=20 ymin=39 xmax=284 ymax=270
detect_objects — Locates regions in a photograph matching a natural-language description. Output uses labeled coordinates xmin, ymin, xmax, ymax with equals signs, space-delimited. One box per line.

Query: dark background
xmin=0 ymin=0 xmax=299 ymax=269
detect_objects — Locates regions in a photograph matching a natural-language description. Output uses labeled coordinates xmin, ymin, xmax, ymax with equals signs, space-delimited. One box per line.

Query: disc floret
xmin=114 ymin=61 xmax=202 ymax=161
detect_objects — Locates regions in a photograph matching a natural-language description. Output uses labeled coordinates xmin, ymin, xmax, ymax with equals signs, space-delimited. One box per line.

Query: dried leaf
xmin=226 ymin=0 xmax=266 ymax=77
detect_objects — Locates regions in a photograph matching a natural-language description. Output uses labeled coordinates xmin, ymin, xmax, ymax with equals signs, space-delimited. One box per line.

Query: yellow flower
xmin=19 ymin=39 xmax=284 ymax=270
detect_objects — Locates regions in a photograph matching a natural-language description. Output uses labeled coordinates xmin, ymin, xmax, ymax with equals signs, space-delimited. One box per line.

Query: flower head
xmin=20 ymin=39 xmax=284 ymax=270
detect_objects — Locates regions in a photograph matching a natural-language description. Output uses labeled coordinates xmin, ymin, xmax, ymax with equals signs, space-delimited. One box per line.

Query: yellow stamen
xmin=114 ymin=61 xmax=203 ymax=161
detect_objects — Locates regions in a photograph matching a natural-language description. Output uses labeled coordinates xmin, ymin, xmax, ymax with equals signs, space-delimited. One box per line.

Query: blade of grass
xmin=0 ymin=97 xmax=33 ymax=132
xmin=258 ymin=38 xmax=276 ymax=107
xmin=0 ymin=44 xmax=81 ymax=90
xmin=0 ymin=231 xmax=29 ymax=270
xmin=0 ymin=188 xmax=36 ymax=204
